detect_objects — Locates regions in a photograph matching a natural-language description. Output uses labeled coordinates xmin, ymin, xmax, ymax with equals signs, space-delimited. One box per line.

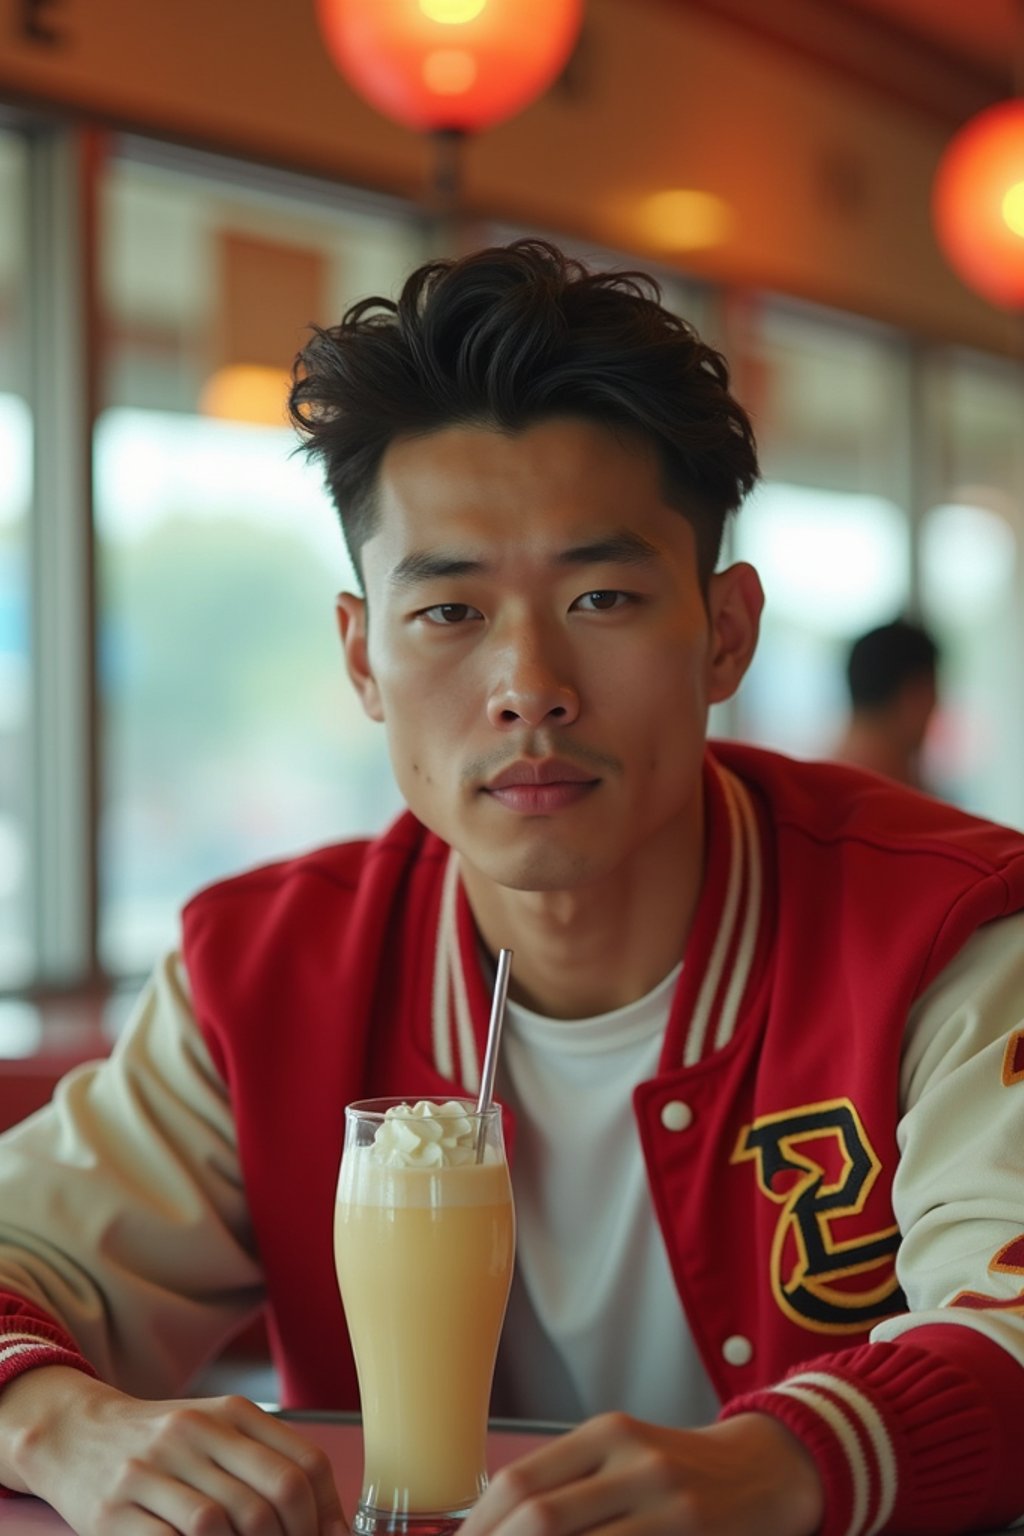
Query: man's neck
xmin=459 ymin=812 xmax=705 ymax=1021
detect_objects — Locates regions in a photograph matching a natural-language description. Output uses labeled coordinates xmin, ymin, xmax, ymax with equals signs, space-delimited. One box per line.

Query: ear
xmin=706 ymin=561 xmax=764 ymax=705
xmin=336 ymin=592 xmax=385 ymax=722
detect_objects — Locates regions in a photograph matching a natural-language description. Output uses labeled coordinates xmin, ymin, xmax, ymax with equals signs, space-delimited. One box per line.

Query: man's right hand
xmin=0 ymin=1365 xmax=346 ymax=1535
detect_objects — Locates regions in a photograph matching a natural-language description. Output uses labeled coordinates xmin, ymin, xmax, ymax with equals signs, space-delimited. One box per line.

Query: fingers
xmin=470 ymin=1464 xmax=661 ymax=1536
xmin=463 ymin=1413 xmax=823 ymax=1536
xmin=104 ymin=1460 xmax=284 ymax=1536
xmin=464 ymin=1415 xmax=625 ymax=1536
xmin=211 ymin=1397 xmax=346 ymax=1534
xmin=5 ymin=1373 xmax=347 ymax=1536
xmin=104 ymin=1397 xmax=345 ymax=1536
xmin=464 ymin=1413 xmax=712 ymax=1536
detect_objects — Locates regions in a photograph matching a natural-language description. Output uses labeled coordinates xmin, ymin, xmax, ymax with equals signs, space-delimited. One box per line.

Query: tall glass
xmin=335 ymin=1098 xmax=515 ymax=1536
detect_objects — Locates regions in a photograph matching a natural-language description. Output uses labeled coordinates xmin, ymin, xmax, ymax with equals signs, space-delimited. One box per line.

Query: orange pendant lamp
xmin=315 ymin=0 xmax=584 ymax=135
xmin=932 ymin=98 xmax=1024 ymax=311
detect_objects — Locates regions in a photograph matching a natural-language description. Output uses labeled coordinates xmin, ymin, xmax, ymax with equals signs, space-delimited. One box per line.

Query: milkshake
xmin=335 ymin=1098 xmax=515 ymax=1535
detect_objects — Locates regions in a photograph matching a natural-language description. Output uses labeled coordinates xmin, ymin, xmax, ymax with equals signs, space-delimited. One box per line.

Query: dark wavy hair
xmin=288 ymin=239 xmax=759 ymax=586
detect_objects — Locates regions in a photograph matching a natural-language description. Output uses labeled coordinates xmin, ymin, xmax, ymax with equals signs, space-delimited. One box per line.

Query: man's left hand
xmin=462 ymin=1410 xmax=823 ymax=1536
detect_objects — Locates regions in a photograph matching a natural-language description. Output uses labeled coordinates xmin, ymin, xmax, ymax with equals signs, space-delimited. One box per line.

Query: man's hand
xmin=1 ymin=1366 xmax=346 ymax=1535
xmin=462 ymin=1410 xmax=823 ymax=1536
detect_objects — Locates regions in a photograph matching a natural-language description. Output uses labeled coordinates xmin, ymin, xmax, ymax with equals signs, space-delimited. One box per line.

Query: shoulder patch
xmin=1002 ymin=1029 xmax=1024 ymax=1086
xmin=953 ymin=1236 xmax=1024 ymax=1314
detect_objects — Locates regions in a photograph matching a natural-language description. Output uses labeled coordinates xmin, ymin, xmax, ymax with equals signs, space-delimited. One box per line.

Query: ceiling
xmin=842 ymin=0 xmax=1021 ymax=81
xmin=672 ymin=0 xmax=1020 ymax=125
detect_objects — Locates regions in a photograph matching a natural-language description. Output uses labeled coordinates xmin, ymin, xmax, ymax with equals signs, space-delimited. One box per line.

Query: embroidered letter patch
xmin=733 ymin=1097 xmax=904 ymax=1333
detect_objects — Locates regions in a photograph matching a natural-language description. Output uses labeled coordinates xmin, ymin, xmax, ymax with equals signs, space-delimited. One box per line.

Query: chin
xmin=479 ymin=842 xmax=602 ymax=894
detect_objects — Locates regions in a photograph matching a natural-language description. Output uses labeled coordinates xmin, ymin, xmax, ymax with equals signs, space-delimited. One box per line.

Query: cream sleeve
xmin=873 ymin=912 xmax=1024 ymax=1363
xmin=0 ymin=950 xmax=265 ymax=1399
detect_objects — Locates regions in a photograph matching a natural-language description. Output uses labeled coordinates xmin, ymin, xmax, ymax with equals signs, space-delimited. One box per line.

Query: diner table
xmin=0 ymin=1412 xmax=1018 ymax=1535
xmin=0 ymin=1412 xmax=560 ymax=1532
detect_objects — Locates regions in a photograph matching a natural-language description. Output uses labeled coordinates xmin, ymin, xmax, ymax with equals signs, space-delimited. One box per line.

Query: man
xmin=0 ymin=240 xmax=1022 ymax=1536
xmin=832 ymin=619 xmax=941 ymax=790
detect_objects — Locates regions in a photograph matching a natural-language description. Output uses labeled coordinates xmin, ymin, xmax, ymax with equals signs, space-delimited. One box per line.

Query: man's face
xmin=338 ymin=417 xmax=761 ymax=896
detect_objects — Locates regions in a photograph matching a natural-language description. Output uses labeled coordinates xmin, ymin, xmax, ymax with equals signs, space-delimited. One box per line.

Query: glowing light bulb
xmin=637 ymin=189 xmax=734 ymax=251
xmin=932 ymin=99 xmax=1024 ymax=307
xmin=316 ymin=0 xmax=583 ymax=134
xmin=419 ymin=0 xmax=487 ymax=22
xmin=1002 ymin=181 xmax=1024 ymax=238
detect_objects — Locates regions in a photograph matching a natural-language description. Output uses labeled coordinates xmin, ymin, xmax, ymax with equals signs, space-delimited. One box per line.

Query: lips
xmin=487 ymin=759 xmax=599 ymax=791
xmin=483 ymin=758 xmax=600 ymax=815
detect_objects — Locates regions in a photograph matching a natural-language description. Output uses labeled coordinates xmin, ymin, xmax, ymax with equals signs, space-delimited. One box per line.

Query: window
xmin=4 ymin=123 xmax=1024 ymax=998
xmin=722 ymin=301 xmax=914 ymax=759
xmin=919 ymin=353 xmax=1024 ymax=826
xmin=734 ymin=483 xmax=909 ymax=756
xmin=96 ymin=145 xmax=416 ymax=974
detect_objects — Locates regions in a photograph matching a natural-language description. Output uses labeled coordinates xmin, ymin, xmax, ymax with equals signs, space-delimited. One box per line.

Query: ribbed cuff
xmin=719 ymin=1337 xmax=1003 ymax=1536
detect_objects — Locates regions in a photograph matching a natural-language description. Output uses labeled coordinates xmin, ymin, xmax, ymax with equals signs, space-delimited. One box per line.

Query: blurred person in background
xmin=832 ymin=617 xmax=940 ymax=790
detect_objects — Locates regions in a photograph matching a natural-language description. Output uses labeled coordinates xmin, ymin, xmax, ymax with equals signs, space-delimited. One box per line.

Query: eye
xmin=419 ymin=603 xmax=482 ymax=625
xmin=572 ymin=590 xmax=632 ymax=613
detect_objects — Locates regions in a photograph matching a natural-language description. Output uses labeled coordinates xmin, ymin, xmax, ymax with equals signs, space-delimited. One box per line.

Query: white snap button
xmin=722 ymin=1334 xmax=753 ymax=1366
xmin=660 ymin=1100 xmax=693 ymax=1132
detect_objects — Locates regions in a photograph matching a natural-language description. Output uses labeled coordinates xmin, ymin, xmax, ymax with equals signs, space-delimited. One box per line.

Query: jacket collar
xmin=427 ymin=750 xmax=769 ymax=1083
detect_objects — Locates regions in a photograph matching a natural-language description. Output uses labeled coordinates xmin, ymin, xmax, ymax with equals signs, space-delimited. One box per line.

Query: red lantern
xmin=315 ymin=0 xmax=584 ymax=135
xmin=932 ymin=99 xmax=1024 ymax=311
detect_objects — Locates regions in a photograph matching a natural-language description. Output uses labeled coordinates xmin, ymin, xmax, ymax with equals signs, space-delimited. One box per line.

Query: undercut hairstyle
xmin=288 ymin=238 xmax=759 ymax=586
xmin=846 ymin=619 xmax=940 ymax=710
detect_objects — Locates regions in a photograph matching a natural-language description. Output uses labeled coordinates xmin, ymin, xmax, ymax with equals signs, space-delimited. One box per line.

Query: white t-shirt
xmin=493 ymin=961 xmax=721 ymax=1427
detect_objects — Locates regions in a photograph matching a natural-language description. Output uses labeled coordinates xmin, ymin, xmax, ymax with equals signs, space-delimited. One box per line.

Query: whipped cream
xmin=368 ymin=1100 xmax=481 ymax=1168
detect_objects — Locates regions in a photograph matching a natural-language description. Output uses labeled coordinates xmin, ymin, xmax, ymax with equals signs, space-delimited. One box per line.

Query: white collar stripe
xmin=431 ymin=852 xmax=458 ymax=1081
xmin=451 ymin=901 xmax=480 ymax=1093
xmin=431 ymin=851 xmax=480 ymax=1091
xmin=683 ymin=767 xmax=744 ymax=1067
xmin=714 ymin=771 xmax=762 ymax=1052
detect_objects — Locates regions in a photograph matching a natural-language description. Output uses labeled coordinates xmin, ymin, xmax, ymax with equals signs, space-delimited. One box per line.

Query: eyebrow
xmin=553 ymin=531 xmax=661 ymax=569
xmin=387 ymin=530 xmax=662 ymax=588
xmin=388 ymin=552 xmax=485 ymax=588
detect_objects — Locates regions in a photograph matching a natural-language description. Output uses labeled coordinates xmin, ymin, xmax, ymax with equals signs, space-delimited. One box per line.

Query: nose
xmin=485 ymin=624 xmax=580 ymax=730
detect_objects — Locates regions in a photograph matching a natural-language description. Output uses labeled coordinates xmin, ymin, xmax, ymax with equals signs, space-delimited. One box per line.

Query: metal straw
xmin=475 ymin=947 xmax=512 ymax=1160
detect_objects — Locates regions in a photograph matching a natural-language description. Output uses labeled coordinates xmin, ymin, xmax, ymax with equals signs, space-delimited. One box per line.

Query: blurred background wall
xmin=0 ymin=0 xmax=1022 ymax=1009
